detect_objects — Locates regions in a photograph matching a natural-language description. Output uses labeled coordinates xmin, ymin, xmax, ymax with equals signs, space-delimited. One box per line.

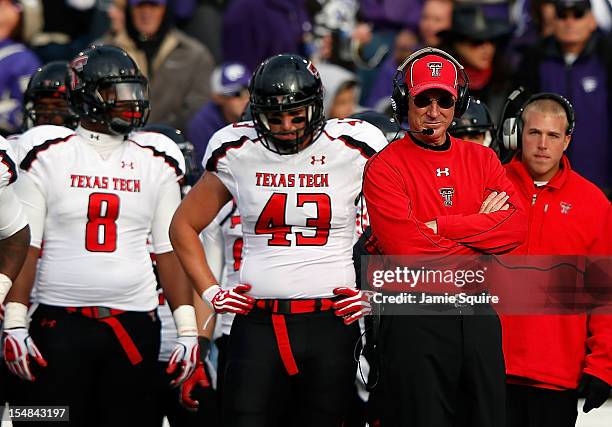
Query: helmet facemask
xmin=252 ymin=96 xmax=324 ymax=155
xmin=90 ymin=79 xmax=150 ymax=135
xmin=24 ymin=89 xmax=79 ymax=130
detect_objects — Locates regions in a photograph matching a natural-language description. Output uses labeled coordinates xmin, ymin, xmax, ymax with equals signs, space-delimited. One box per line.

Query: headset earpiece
xmin=501 ymin=92 xmax=575 ymax=151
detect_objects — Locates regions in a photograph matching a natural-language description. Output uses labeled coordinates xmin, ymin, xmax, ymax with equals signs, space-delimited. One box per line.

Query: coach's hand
xmin=2 ymin=302 xmax=47 ymax=381
xmin=479 ymin=191 xmax=510 ymax=214
xmin=578 ymin=373 xmax=611 ymax=413
xmin=333 ymin=287 xmax=372 ymax=325
xmin=202 ymin=284 xmax=255 ymax=315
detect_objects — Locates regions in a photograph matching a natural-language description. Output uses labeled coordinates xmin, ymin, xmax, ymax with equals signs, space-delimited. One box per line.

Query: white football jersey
xmin=0 ymin=136 xmax=27 ymax=239
xmin=203 ymin=118 xmax=387 ymax=299
xmin=0 ymin=136 xmax=17 ymax=191
xmin=18 ymin=126 xmax=185 ymax=311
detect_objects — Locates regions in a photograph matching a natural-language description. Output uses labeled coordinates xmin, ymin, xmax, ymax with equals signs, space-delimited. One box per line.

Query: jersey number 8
xmin=85 ymin=193 xmax=120 ymax=252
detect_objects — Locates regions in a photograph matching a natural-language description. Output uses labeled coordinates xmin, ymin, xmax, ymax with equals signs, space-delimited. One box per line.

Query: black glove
xmin=198 ymin=336 xmax=211 ymax=363
xmin=577 ymin=374 xmax=611 ymax=413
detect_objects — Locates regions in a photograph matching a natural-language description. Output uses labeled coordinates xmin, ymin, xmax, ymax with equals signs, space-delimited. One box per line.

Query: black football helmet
xmin=23 ymin=61 xmax=79 ymax=130
xmin=67 ymin=45 xmax=149 ymax=135
xmin=450 ymin=97 xmax=493 ymax=136
xmin=449 ymin=97 xmax=496 ymax=146
xmin=250 ymin=54 xmax=325 ymax=154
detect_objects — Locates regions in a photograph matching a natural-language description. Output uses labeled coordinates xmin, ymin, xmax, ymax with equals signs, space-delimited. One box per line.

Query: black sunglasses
xmin=413 ymin=94 xmax=456 ymax=109
xmin=556 ymin=7 xmax=587 ymax=19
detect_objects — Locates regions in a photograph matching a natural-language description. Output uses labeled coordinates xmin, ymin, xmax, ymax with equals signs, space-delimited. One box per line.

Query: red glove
xmin=180 ymin=360 xmax=211 ymax=411
xmin=3 ymin=328 xmax=47 ymax=381
xmin=202 ymin=284 xmax=255 ymax=315
xmin=333 ymin=287 xmax=372 ymax=325
xmin=167 ymin=335 xmax=199 ymax=387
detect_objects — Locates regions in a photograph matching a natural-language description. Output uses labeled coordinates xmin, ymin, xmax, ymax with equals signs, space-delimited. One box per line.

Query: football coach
xmin=362 ymin=47 xmax=527 ymax=427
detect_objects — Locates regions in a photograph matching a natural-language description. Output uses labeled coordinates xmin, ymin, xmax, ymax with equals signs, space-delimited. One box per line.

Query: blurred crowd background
xmin=1 ymin=0 xmax=611 ymax=196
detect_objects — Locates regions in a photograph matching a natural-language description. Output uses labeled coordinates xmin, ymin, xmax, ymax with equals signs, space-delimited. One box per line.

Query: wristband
xmin=172 ymin=305 xmax=198 ymax=337
xmin=3 ymin=301 xmax=28 ymax=329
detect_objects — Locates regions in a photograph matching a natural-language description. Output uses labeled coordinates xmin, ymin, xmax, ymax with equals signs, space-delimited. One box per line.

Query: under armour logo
xmin=311 ymin=155 xmax=326 ymax=165
xmin=436 ymin=167 xmax=450 ymax=177
xmin=41 ymin=318 xmax=57 ymax=328
xmin=121 ymin=161 xmax=135 ymax=169
xmin=428 ymin=62 xmax=443 ymax=77
xmin=439 ymin=187 xmax=454 ymax=206
xmin=560 ymin=202 xmax=572 ymax=214
xmin=90 ymin=134 xmax=99 ymax=140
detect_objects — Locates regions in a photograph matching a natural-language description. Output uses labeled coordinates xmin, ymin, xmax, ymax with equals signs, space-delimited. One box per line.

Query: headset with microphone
xmin=390 ymin=47 xmax=471 ymax=137
xmin=501 ymin=90 xmax=576 ymax=151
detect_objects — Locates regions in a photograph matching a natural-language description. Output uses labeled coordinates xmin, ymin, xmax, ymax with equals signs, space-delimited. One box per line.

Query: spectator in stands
xmin=364 ymin=29 xmax=418 ymax=112
xmin=514 ymin=0 xmax=612 ymax=197
xmin=105 ymin=0 xmax=214 ymax=132
xmin=418 ymin=0 xmax=453 ymax=47
xmin=29 ymin=0 xmax=98 ymax=63
xmin=222 ymin=0 xmax=311 ymax=72
xmin=187 ymin=62 xmax=250 ymax=165
xmin=439 ymin=3 xmax=513 ymax=120
xmin=318 ymin=62 xmax=362 ymax=119
xmin=0 ymin=0 xmax=41 ymax=136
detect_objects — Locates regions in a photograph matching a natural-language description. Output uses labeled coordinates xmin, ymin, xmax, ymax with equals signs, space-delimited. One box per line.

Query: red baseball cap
xmin=407 ymin=54 xmax=458 ymax=98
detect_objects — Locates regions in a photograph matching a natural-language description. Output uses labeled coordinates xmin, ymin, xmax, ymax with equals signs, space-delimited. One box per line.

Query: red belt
xmin=255 ymin=298 xmax=335 ymax=376
xmin=254 ymin=298 xmax=334 ymax=314
xmin=66 ymin=306 xmax=143 ymax=365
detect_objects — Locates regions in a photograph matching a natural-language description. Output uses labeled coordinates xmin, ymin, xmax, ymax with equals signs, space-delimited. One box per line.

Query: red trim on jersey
xmin=0 ymin=149 xmax=17 ymax=184
xmin=20 ymin=134 xmax=76 ymax=171
xmin=129 ymin=140 xmax=184 ymax=178
xmin=205 ymin=136 xmax=250 ymax=173
xmin=271 ymin=314 xmax=299 ymax=376
xmin=323 ymin=130 xmax=376 ymax=159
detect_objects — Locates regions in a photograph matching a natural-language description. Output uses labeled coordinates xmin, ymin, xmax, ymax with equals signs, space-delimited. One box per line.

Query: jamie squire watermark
xmin=371 ymin=292 xmax=499 ymax=306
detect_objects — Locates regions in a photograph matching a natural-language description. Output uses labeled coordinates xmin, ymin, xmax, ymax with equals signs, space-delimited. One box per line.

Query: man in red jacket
xmin=500 ymin=93 xmax=612 ymax=426
xmin=363 ymin=48 xmax=527 ymax=427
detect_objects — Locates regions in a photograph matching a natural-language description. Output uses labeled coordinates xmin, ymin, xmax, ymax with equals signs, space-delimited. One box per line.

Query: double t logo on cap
xmin=427 ymin=62 xmax=443 ymax=77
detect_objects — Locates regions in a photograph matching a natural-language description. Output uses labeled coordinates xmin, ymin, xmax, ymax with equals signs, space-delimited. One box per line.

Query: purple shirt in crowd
xmin=222 ymin=0 xmax=310 ymax=71
xmin=0 ymin=39 xmax=41 ymax=135
xmin=365 ymin=55 xmax=398 ymax=109
xmin=359 ymin=0 xmax=423 ymax=31
xmin=187 ymin=101 xmax=227 ymax=166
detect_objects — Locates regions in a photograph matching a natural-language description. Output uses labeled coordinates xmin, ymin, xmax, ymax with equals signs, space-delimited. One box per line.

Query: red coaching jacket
xmin=501 ymin=155 xmax=612 ymax=389
xmin=363 ymin=134 xmax=526 ymax=257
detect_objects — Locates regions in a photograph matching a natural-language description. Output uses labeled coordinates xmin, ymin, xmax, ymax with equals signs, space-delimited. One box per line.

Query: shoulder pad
xmin=19 ymin=125 xmax=75 ymax=171
xmin=129 ymin=131 xmax=187 ymax=177
xmin=203 ymin=122 xmax=258 ymax=171
xmin=323 ymin=118 xmax=388 ymax=157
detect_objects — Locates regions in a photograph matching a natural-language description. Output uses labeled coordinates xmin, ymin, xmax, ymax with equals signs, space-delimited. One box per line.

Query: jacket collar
xmin=506 ymin=153 xmax=571 ymax=193
xmin=541 ymin=32 xmax=599 ymax=61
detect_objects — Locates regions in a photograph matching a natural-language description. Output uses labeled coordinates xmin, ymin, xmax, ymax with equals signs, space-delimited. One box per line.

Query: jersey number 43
xmin=255 ymin=192 xmax=331 ymax=246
